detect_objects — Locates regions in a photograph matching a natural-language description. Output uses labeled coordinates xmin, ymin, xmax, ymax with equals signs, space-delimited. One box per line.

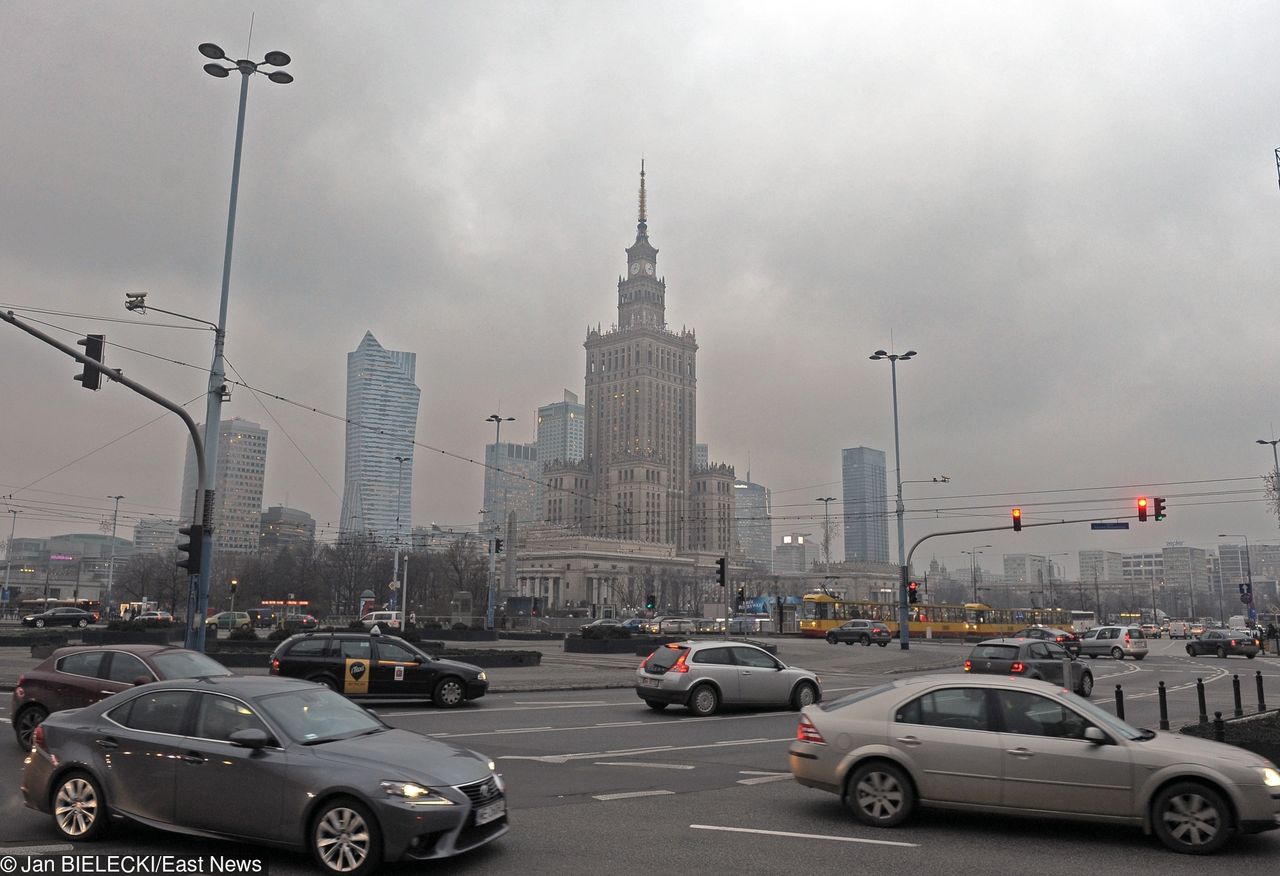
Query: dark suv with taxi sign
xmin=269 ymin=632 xmax=489 ymax=708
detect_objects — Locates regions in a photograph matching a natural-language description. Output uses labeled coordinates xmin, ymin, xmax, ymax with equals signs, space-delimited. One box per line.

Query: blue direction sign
xmin=1090 ymin=522 xmax=1130 ymax=530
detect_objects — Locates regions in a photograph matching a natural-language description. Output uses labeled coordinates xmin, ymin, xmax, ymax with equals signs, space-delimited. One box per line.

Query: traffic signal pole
xmin=1 ymin=311 xmax=209 ymax=645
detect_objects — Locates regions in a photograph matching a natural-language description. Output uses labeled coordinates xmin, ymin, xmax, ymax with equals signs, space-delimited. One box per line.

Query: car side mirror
xmin=132 ymin=675 xmax=152 ymax=686
xmin=1083 ymin=726 xmax=1107 ymax=745
xmin=229 ymin=728 xmax=270 ymax=749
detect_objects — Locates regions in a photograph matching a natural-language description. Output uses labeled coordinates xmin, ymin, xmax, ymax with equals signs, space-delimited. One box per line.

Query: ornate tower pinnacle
xmin=638 ymin=159 xmax=647 ymax=233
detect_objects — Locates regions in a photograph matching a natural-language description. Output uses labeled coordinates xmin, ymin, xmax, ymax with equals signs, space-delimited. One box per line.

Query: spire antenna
xmin=638 ymin=159 xmax=647 ymax=228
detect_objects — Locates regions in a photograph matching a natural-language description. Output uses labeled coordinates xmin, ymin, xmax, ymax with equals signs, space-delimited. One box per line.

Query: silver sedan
xmin=789 ymin=674 xmax=1280 ymax=854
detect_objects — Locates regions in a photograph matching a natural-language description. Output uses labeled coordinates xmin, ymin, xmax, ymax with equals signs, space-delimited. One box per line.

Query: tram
xmin=798 ymin=592 xmax=1071 ymax=639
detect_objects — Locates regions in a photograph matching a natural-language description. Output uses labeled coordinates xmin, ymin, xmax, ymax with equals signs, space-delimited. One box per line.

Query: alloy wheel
xmin=315 ymin=805 xmax=371 ymax=872
xmin=54 ymin=777 xmax=99 ymax=837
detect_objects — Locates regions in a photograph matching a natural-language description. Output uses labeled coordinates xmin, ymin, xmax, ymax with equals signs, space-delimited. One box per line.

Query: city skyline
xmin=4 ymin=4 xmax=1280 ymax=576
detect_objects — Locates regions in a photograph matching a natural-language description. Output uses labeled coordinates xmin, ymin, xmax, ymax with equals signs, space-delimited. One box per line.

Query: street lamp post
xmin=1045 ymin=552 xmax=1069 ymax=611
xmin=1218 ymin=533 xmax=1254 ymax=624
xmin=815 ymin=497 xmax=836 ymax=569
xmin=3 ymin=505 xmax=19 ymax=609
xmin=106 ymin=496 xmax=124 ymax=618
xmin=484 ymin=415 xmax=514 ymax=629
xmin=870 ymin=348 xmax=916 ymax=650
xmin=192 ymin=41 xmax=292 ymax=652
xmin=962 ymin=546 xmax=991 ymax=603
xmin=394 ymin=455 xmax=411 ymax=621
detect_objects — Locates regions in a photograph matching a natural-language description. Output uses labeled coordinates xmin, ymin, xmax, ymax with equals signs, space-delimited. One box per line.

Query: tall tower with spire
xmin=543 ymin=165 xmax=704 ymax=550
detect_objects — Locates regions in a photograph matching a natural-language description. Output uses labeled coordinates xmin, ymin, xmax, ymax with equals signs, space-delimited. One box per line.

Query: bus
xmin=1069 ymin=610 xmax=1097 ymax=632
xmin=799 ymin=592 xmax=1071 ymax=639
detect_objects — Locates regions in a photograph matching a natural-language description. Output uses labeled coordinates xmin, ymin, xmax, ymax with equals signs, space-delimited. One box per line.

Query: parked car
xmin=635 ymin=640 xmax=820 ymax=715
xmin=281 ymin=613 xmax=319 ymax=631
xmin=1141 ymin=623 xmax=1162 ymax=639
xmin=21 ymin=676 xmax=507 ymax=875
xmin=642 ymin=616 xmax=697 ymax=635
xmin=788 ymin=674 xmax=1280 ymax=854
xmin=270 ymin=631 xmax=488 ymax=707
xmin=580 ymin=618 xmax=623 ymax=633
xmin=21 ymin=607 xmax=98 ymax=628
xmin=826 ymin=619 xmax=892 ymax=646
xmin=1078 ymin=624 xmax=1147 ymax=660
xmin=10 ymin=644 xmax=231 ymax=750
xmin=135 ymin=610 xmax=175 ymax=624
xmin=1009 ymin=626 xmax=1081 ymax=656
xmin=204 ymin=611 xmax=252 ymax=631
xmin=359 ymin=610 xmax=403 ymax=631
xmin=964 ymin=638 xmax=1094 ymax=696
xmin=1185 ymin=629 xmax=1261 ymax=659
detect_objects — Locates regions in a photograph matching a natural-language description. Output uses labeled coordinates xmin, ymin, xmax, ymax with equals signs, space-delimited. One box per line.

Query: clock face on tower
xmin=630 ymin=263 xmax=640 ymax=275
xmin=644 ymin=263 xmax=654 ymax=275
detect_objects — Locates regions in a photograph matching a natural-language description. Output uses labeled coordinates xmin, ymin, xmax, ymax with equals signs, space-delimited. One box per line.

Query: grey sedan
xmin=789 ymin=674 xmax=1280 ymax=854
xmin=636 ymin=640 xmax=821 ymax=716
xmin=21 ymin=676 xmax=507 ymax=876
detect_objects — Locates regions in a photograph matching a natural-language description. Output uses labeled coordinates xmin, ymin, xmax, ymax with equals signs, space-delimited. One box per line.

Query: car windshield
xmin=256 ymin=687 xmax=384 ymax=744
xmin=150 ymin=651 xmax=232 ymax=678
xmin=1061 ymin=692 xmax=1145 ymax=740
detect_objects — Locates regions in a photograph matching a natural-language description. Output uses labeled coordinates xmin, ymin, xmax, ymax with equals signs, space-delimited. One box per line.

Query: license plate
xmin=639 ymin=676 xmax=659 ymax=688
xmin=475 ymin=799 xmax=505 ymax=826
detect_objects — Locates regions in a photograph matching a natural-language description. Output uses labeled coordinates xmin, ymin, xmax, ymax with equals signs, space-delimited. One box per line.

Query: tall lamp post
xmin=963 ymin=546 xmax=991 ymax=603
xmin=484 ymin=414 xmax=514 ymax=629
xmin=191 ymin=41 xmax=292 ymax=652
xmin=105 ymin=496 xmax=124 ymax=618
xmin=394 ymin=455 xmax=411 ymax=620
xmin=870 ymin=349 xmax=916 ymax=649
xmin=1045 ymin=552 xmax=1069 ymax=612
xmin=815 ymin=497 xmax=836 ymax=570
xmin=3 ymin=506 xmax=19 ymax=610
xmin=1218 ymin=533 xmax=1254 ymax=624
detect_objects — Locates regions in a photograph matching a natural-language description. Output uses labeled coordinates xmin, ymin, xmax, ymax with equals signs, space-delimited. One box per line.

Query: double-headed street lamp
xmin=870 ymin=348 xmax=916 ymax=649
xmin=815 ymin=497 xmax=836 ymax=569
xmin=484 ymin=415 xmax=514 ymax=629
xmin=962 ymin=546 xmax=991 ymax=604
xmin=394 ymin=455 xmax=411 ymax=617
xmin=188 ymin=41 xmax=292 ymax=651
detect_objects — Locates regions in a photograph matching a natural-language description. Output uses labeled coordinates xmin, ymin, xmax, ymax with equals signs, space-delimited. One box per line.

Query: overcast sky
xmin=4 ymin=1 xmax=1280 ymax=579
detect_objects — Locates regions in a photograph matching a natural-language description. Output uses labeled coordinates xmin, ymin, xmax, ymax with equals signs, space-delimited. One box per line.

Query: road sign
xmin=1090 ymin=522 xmax=1130 ymax=530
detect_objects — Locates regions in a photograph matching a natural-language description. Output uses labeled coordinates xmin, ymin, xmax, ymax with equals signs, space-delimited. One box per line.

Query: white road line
xmin=739 ymin=770 xmax=787 ymax=775
xmin=596 ymin=721 xmax=644 ymax=727
xmin=434 ymin=713 xmax=787 ymax=740
xmin=498 ymin=736 xmax=793 ymax=764
xmin=516 ymin=700 xmax=607 ymax=705
xmin=594 ymin=790 xmax=675 ymax=801
xmin=0 ymin=717 xmax=9 ymax=724
xmin=691 ymin=824 xmax=918 ymax=847
xmin=0 ymin=844 xmax=76 ymax=854
xmin=736 ymin=775 xmax=792 ymax=785
xmin=392 ymin=702 xmax=621 ymax=717
xmin=595 ymin=761 xmax=696 ymax=769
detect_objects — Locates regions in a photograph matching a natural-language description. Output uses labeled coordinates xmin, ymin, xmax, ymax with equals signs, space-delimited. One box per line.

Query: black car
xmin=1185 ymin=629 xmax=1261 ymax=659
xmin=269 ymin=631 xmax=488 ymax=707
xmin=825 ymin=619 xmax=892 ymax=646
xmin=964 ymin=637 xmax=1095 ymax=697
xmin=21 ymin=607 xmax=98 ymax=628
xmin=21 ymin=676 xmax=507 ymax=875
xmin=1010 ymin=625 xmax=1081 ymax=656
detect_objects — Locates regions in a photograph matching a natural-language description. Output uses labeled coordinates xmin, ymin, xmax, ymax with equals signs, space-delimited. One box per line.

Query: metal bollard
xmin=1233 ymin=674 xmax=1243 ymax=718
xmin=1158 ymin=680 xmax=1169 ymax=731
xmin=1213 ymin=711 xmax=1225 ymax=742
xmin=1197 ymin=677 xmax=1208 ymax=724
xmin=1114 ymin=684 xmax=1125 ymax=721
xmin=1258 ymin=670 xmax=1267 ymax=713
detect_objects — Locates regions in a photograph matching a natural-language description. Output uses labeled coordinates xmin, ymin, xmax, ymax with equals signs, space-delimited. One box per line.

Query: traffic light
xmin=645 ymin=594 xmax=655 ymax=610
xmin=229 ymin=579 xmax=238 ymax=594
xmin=1011 ymin=508 xmax=1022 ymax=532
xmin=908 ymin=581 xmax=919 ymax=604
xmin=1153 ymin=497 xmax=1166 ymax=521
xmin=1137 ymin=497 xmax=1148 ymax=522
xmin=74 ymin=334 xmax=105 ymax=391
xmin=715 ymin=556 xmax=727 ymax=587
xmin=736 ymin=586 xmax=745 ymax=609
xmin=493 ymin=537 xmax=504 ymax=554
xmin=176 ymin=524 xmax=203 ymax=574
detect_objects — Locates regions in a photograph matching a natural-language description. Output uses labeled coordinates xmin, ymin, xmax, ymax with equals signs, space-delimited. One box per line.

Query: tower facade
xmin=340 ymin=332 xmax=420 ymax=541
xmin=179 ymin=418 xmax=268 ymax=555
xmin=581 ymin=165 xmax=700 ymax=547
xmin=842 ymin=446 xmax=889 ymax=564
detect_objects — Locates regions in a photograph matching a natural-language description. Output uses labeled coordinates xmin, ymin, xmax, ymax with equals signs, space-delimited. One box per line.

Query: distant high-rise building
xmin=536 ymin=390 xmax=585 ymax=517
xmin=733 ymin=479 xmax=772 ymax=570
xmin=1217 ymin=542 xmax=1253 ymax=590
xmin=775 ymin=532 xmax=816 ymax=573
xmin=1079 ymin=550 xmax=1124 ymax=584
xmin=1162 ymin=545 xmax=1210 ymax=611
xmin=133 ymin=518 xmax=179 ymax=555
xmin=340 ymin=332 xmax=420 ymax=542
xmin=483 ymin=442 xmax=539 ymax=529
xmin=180 ymin=418 xmax=268 ymax=555
xmin=260 ymin=506 xmax=316 ymax=553
xmin=1003 ymin=554 xmax=1048 ymax=591
xmin=694 ymin=444 xmax=709 ymax=470
xmin=842 ymin=447 xmax=889 ymax=563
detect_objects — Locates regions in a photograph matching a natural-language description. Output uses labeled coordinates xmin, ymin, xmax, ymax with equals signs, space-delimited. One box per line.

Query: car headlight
xmin=1262 ymin=767 xmax=1280 ymax=787
xmin=380 ymin=781 xmax=456 ymax=804
xmin=477 ymin=671 xmax=487 ymax=682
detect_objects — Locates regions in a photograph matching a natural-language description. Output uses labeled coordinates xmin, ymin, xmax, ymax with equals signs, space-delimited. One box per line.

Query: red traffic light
xmin=1011 ymin=508 xmax=1022 ymax=531
xmin=1137 ymin=497 xmax=1148 ymax=522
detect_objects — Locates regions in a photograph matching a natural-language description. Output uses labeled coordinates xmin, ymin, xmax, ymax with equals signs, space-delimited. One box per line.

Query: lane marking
xmin=430 ymin=713 xmax=789 ymax=739
xmin=691 ymin=824 xmax=918 ymax=847
xmin=595 ymin=761 xmax=695 ymax=769
xmin=739 ymin=770 xmax=787 ymax=775
xmin=516 ymin=700 xmax=608 ymax=705
xmin=596 ymin=721 xmax=644 ymax=728
xmin=0 ymin=844 xmax=76 ymax=854
xmin=390 ymin=701 xmax=621 ymax=717
xmin=736 ymin=774 xmax=792 ymax=785
xmin=498 ymin=736 xmax=793 ymax=764
xmin=594 ymin=790 xmax=675 ymax=801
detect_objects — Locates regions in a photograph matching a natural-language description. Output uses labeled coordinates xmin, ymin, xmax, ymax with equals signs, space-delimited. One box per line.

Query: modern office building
xmin=483 ymin=442 xmax=540 ymax=529
xmin=841 ymin=447 xmax=889 ymax=564
xmin=1216 ymin=543 xmax=1253 ymax=589
xmin=339 ymin=332 xmax=420 ymax=543
xmin=1161 ymin=545 xmax=1210 ymax=613
xmin=260 ymin=506 xmax=317 ymax=553
xmin=535 ymin=390 xmax=585 ymax=515
xmin=133 ymin=518 xmax=179 ymax=555
xmin=1121 ymin=551 xmax=1165 ymax=582
xmin=1079 ymin=550 xmax=1124 ymax=585
xmin=1003 ymin=554 xmax=1048 ymax=590
xmin=774 ymin=533 xmax=816 ymax=573
xmin=179 ymin=418 xmax=268 ymax=555
xmin=733 ymin=478 xmax=772 ymax=570
xmin=694 ymin=444 xmax=709 ymax=470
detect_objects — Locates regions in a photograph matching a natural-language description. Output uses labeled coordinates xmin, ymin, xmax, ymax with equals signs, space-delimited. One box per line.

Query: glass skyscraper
xmin=841 ymin=446 xmax=889 ymax=563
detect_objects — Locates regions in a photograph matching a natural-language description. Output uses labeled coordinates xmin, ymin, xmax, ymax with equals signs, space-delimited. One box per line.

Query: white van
xmin=360 ymin=610 xmax=402 ymax=630
xmin=1168 ymin=621 xmax=1191 ymax=639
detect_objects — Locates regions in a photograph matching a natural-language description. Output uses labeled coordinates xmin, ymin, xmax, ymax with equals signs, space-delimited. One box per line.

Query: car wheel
xmin=308 ymin=674 xmax=339 ymax=692
xmin=826 ymin=633 xmax=837 ymax=644
xmin=860 ymin=634 xmax=871 ymax=646
xmin=877 ymin=641 xmax=888 ymax=647
xmin=643 ymin=700 xmax=668 ymax=711
xmin=1186 ymin=645 xmax=1196 ymax=656
xmin=34 ymin=619 xmax=45 ymax=628
xmin=310 ymin=797 xmax=383 ymax=876
xmin=1216 ymin=647 xmax=1227 ymax=659
xmin=1132 ymin=654 xmax=1146 ymax=661
xmin=77 ymin=619 xmax=88 ymax=628
xmin=844 ymin=760 xmax=914 ymax=827
xmin=1152 ymin=781 xmax=1231 ymax=854
xmin=51 ymin=771 xmax=109 ymax=841
xmin=1247 ymin=652 xmax=1256 ymax=659
xmin=432 ymin=677 xmax=465 ymax=708
xmin=240 ymin=623 xmax=251 ymax=631
xmin=1077 ymin=672 xmax=1094 ymax=697
xmin=1110 ymin=647 xmax=1124 ymax=660
xmin=687 ymin=683 xmax=719 ymax=717
xmin=14 ymin=705 xmax=48 ymax=750
xmin=791 ymin=681 xmax=818 ymax=710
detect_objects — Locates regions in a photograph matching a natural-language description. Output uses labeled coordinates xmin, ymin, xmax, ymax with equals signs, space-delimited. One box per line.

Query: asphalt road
xmin=1 ymin=636 xmax=1279 ymax=874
